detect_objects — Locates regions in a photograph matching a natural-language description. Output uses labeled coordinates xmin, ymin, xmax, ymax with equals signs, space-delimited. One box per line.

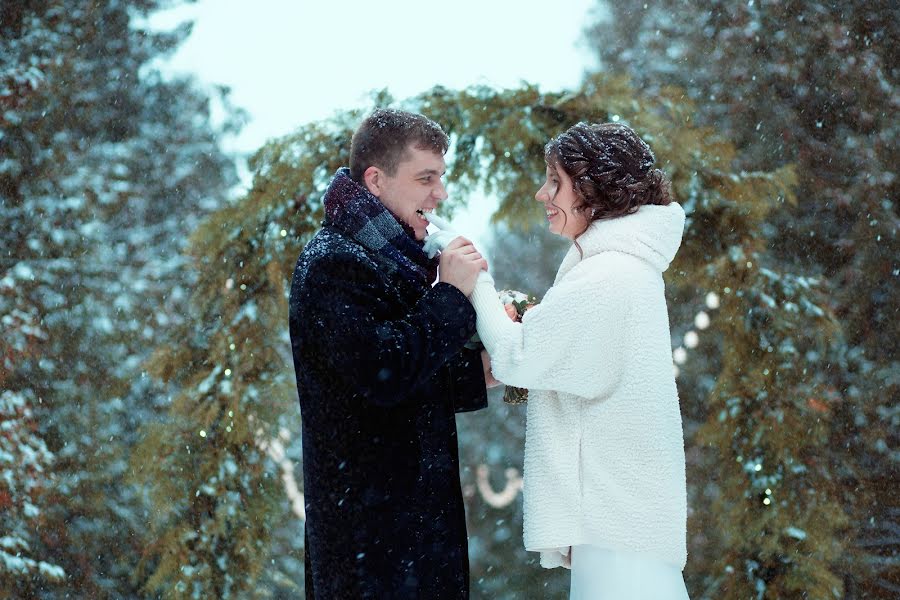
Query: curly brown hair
xmin=544 ymin=122 xmax=672 ymax=226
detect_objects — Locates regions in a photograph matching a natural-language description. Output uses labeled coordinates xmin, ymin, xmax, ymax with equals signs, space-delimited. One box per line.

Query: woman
xmin=469 ymin=122 xmax=690 ymax=599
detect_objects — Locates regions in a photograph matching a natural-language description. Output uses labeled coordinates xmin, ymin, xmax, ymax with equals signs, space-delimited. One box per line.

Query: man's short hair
xmin=349 ymin=108 xmax=449 ymax=182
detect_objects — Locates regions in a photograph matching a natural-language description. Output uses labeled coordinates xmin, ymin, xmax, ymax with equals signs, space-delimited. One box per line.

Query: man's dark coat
xmin=289 ymin=221 xmax=487 ymax=598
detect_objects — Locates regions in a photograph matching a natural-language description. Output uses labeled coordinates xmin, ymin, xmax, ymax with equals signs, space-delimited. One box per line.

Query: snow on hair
xmin=349 ymin=108 xmax=449 ymax=182
xmin=544 ymin=122 xmax=672 ymax=224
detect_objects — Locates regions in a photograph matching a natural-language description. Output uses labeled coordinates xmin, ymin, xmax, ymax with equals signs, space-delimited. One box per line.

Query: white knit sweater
xmin=470 ymin=203 xmax=688 ymax=570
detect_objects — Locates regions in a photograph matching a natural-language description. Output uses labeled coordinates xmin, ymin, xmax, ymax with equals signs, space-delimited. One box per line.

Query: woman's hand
xmin=504 ymin=303 xmax=518 ymax=321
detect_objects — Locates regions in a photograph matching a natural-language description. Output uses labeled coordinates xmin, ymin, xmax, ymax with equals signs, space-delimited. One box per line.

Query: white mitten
xmin=422 ymin=212 xmax=462 ymax=258
xmin=422 ymin=212 xmax=494 ymax=286
xmin=422 ymin=229 xmax=461 ymax=259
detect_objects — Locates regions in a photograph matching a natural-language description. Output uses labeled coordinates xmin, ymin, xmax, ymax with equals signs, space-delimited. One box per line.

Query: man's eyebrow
xmin=414 ymin=168 xmax=445 ymax=177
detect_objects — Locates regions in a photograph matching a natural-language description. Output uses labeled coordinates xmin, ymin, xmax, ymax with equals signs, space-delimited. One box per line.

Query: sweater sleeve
xmin=295 ymin=250 xmax=477 ymax=407
xmin=469 ymin=260 xmax=628 ymax=399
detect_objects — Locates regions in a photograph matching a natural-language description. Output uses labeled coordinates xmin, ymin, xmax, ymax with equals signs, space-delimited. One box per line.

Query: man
xmin=289 ymin=108 xmax=493 ymax=598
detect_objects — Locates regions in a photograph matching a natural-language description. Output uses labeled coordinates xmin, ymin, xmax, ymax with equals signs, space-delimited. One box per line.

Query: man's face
xmin=369 ymin=145 xmax=448 ymax=241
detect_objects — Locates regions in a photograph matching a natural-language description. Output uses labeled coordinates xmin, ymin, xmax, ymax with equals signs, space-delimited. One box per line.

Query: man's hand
xmin=438 ymin=237 xmax=488 ymax=297
xmin=481 ymin=350 xmax=502 ymax=389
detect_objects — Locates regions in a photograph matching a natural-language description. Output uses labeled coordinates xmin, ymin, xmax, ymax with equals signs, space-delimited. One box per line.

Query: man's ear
xmin=363 ymin=166 xmax=382 ymax=197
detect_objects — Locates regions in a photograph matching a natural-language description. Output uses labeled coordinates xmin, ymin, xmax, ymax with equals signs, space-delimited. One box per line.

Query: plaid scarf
xmin=323 ymin=168 xmax=438 ymax=288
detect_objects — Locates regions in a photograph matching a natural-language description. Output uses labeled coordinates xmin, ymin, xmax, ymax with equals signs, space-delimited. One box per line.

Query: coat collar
xmin=554 ymin=203 xmax=685 ymax=284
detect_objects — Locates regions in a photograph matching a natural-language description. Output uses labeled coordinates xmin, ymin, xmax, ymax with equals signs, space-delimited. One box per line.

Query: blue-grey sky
xmin=148 ymin=0 xmax=597 ymax=240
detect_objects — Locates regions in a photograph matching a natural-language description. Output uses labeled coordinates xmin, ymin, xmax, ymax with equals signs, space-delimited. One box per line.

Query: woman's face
xmin=535 ymin=162 xmax=589 ymax=240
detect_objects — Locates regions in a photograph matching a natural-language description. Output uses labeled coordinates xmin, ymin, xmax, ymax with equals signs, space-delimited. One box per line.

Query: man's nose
xmin=435 ymin=181 xmax=448 ymax=201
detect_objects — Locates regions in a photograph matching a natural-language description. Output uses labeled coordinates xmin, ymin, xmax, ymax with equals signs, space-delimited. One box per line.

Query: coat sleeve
xmin=293 ymin=250 xmax=477 ymax=407
xmin=446 ymin=346 xmax=489 ymax=413
xmin=468 ymin=259 xmax=629 ymax=399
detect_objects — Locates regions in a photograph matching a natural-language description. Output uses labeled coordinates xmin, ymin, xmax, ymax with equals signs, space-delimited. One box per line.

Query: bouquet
xmin=497 ymin=289 xmax=538 ymax=405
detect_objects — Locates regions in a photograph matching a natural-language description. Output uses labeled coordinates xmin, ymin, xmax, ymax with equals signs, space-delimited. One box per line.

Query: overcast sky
xmin=148 ymin=0 xmax=597 ymax=241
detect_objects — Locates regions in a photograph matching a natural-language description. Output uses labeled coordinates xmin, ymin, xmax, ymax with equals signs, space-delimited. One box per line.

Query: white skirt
xmin=569 ymin=545 xmax=690 ymax=600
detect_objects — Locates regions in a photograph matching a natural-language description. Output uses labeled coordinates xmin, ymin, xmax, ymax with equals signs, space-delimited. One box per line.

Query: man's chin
xmin=407 ymin=221 xmax=427 ymax=241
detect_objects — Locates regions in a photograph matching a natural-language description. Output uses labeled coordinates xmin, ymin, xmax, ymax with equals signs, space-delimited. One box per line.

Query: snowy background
xmin=2 ymin=0 xmax=896 ymax=598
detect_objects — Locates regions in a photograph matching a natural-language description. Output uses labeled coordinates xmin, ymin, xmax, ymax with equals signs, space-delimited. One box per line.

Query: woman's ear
xmin=363 ymin=166 xmax=382 ymax=197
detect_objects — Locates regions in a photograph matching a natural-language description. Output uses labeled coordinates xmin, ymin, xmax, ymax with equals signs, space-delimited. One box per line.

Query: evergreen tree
xmin=130 ymin=116 xmax=359 ymax=597
xmin=1 ymin=27 xmax=64 ymax=594
xmin=148 ymin=75 xmax=846 ymax=597
xmin=1 ymin=0 xmax=239 ymax=594
xmin=3 ymin=3 xmax=890 ymax=595
xmin=0 ymin=258 xmax=64 ymax=595
xmin=586 ymin=2 xmax=897 ymax=596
